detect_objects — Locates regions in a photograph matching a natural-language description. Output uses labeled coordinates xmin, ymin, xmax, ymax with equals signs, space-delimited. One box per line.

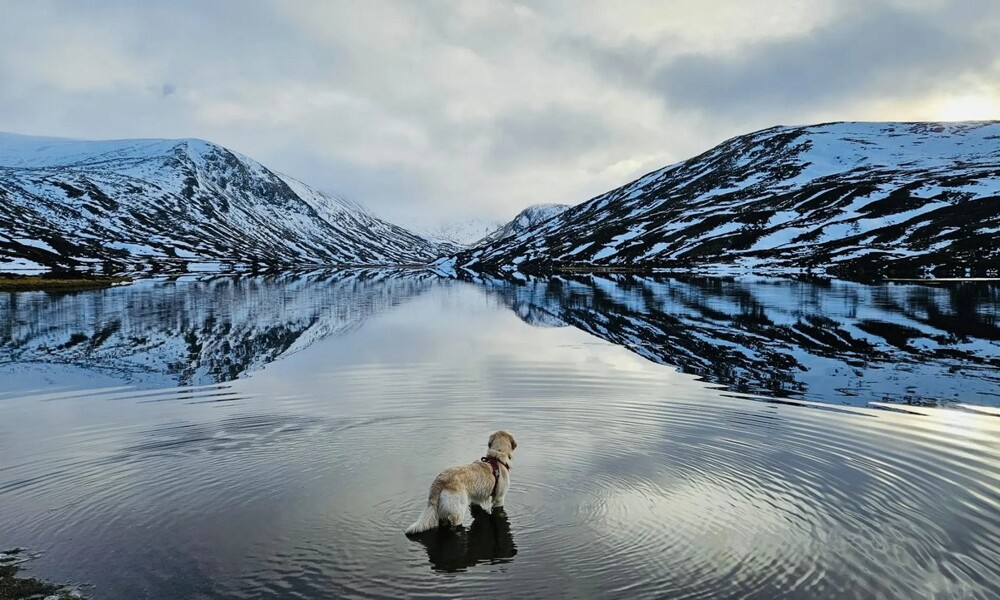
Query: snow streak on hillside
xmin=0 ymin=133 xmax=446 ymax=274
xmin=451 ymin=122 xmax=1000 ymax=278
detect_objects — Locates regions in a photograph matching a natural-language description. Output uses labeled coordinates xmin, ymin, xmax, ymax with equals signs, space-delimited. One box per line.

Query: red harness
xmin=480 ymin=456 xmax=509 ymax=499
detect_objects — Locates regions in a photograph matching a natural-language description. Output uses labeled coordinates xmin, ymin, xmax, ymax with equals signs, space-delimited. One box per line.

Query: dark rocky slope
xmin=448 ymin=122 xmax=1000 ymax=278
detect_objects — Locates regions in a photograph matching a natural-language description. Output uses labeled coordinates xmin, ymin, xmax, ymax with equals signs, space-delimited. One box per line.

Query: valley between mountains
xmin=2 ymin=121 xmax=999 ymax=280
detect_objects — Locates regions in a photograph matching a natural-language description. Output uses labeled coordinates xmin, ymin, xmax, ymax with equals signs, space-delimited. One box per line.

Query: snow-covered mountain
xmin=0 ymin=133 xmax=447 ymax=274
xmin=420 ymin=218 xmax=504 ymax=247
xmin=475 ymin=203 xmax=570 ymax=247
xmin=450 ymin=122 xmax=1000 ymax=278
xmin=421 ymin=204 xmax=569 ymax=251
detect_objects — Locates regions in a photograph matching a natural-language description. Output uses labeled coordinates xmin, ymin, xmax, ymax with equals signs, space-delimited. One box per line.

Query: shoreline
xmin=0 ymin=549 xmax=78 ymax=599
xmin=0 ymin=276 xmax=132 ymax=292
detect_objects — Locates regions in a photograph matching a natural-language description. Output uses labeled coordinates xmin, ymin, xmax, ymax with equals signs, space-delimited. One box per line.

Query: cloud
xmin=487 ymin=106 xmax=615 ymax=167
xmin=651 ymin=4 xmax=997 ymax=120
xmin=0 ymin=1 xmax=997 ymax=226
xmin=572 ymin=1 xmax=1000 ymax=125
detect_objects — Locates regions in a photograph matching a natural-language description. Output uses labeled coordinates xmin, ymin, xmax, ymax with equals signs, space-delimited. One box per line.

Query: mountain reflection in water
xmin=2 ymin=270 xmax=998 ymax=407
xmin=0 ymin=270 xmax=437 ymax=388
xmin=465 ymin=273 xmax=1000 ymax=407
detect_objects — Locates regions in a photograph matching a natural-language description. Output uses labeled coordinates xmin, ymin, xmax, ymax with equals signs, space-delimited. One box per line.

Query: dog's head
xmin=488 ymin=430 xmax=517 ymax=455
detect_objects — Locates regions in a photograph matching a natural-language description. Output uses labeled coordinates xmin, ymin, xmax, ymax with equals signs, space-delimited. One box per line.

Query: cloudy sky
xmin=1 ymin=0 xmax=998 ymax=228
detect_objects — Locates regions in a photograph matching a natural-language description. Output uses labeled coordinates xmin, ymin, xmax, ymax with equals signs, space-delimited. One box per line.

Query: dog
xmin=405 ymin=430 xmax=517 ymax=535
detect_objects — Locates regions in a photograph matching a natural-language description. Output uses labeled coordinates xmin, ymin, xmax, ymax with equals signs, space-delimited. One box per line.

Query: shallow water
xmin=1 ymin=272 xmax=999 ymax=599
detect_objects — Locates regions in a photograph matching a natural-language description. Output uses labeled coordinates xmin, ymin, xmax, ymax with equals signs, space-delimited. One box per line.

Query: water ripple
xmin=2 ymin=278 xmax=999 ymax=599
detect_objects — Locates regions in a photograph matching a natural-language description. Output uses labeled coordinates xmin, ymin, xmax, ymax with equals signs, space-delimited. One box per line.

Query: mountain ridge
xmin=5 ymin=122 xmax=1000 ymax=279
xmin=448 ymin=121 xmax=1000 ymax=278
xmin=0 ymin=132 xmax=447 ymax=274
xmin=474 ymin=202 xmax=571 ymax=247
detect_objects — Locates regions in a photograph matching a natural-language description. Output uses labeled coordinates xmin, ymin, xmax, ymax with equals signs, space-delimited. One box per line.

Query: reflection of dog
xmin=412 ymin=506 xmax=518 ymax=572
xmin=405 ymin=430 xmax=517 ymax=534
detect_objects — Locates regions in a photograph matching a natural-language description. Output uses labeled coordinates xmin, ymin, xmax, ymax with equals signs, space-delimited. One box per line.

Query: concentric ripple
xmin=1 ymin=280 xmax=999 ymax=599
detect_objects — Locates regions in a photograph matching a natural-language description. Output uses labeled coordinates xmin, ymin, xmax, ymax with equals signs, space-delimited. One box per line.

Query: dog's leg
xmin=439 ymin=490 xmax=469 ymax=527
xmin=494 ymin=479 xmax=508 ymax=508
xmin=477 ymin=496 xmax=493 ymax=515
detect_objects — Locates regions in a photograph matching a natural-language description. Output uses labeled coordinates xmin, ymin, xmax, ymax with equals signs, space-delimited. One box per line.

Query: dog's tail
xmin=405 ymin=504 xmax=439 ymax=535
xmin=405 ymin=486 xmax=441 ymax=535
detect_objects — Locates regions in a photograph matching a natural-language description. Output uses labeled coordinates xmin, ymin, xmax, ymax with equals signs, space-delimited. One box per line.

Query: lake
xmin=1 ymin=272 xmax=999 ymax=598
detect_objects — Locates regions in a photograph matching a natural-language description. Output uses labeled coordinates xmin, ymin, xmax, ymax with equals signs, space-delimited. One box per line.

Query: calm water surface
xmin=1 ymin=272 xmax=999 ymax=599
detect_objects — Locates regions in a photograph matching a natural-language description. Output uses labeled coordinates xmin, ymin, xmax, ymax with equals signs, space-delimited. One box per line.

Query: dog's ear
xmin=488 ymin=432 xmax=497 ymax=448
xmin=509 ymin=434 xmax=517 ymax=451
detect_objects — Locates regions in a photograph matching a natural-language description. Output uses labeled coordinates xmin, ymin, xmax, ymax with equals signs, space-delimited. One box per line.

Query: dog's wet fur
xmin=405 ymin=430 xmax=517 ymax=534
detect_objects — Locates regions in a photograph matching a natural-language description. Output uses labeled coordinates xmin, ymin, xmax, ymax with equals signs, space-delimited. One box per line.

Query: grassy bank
xmin=0 ymin=276 xmax=131 ymax=292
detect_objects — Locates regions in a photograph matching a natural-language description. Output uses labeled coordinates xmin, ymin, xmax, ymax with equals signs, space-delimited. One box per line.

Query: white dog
xmin=405 ymin=430 xmax=517 ymax=534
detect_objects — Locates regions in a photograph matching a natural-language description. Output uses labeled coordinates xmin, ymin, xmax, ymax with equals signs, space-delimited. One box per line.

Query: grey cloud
xmin=560 ymin=34 xmax=675 ymax=89
xmin=571 ymin=2 xmax=999 ymax=122
xmin=655 ymin=8 xmax=989 ymax=117
xmin=487 ymin=106 xmax=615 ymax=168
